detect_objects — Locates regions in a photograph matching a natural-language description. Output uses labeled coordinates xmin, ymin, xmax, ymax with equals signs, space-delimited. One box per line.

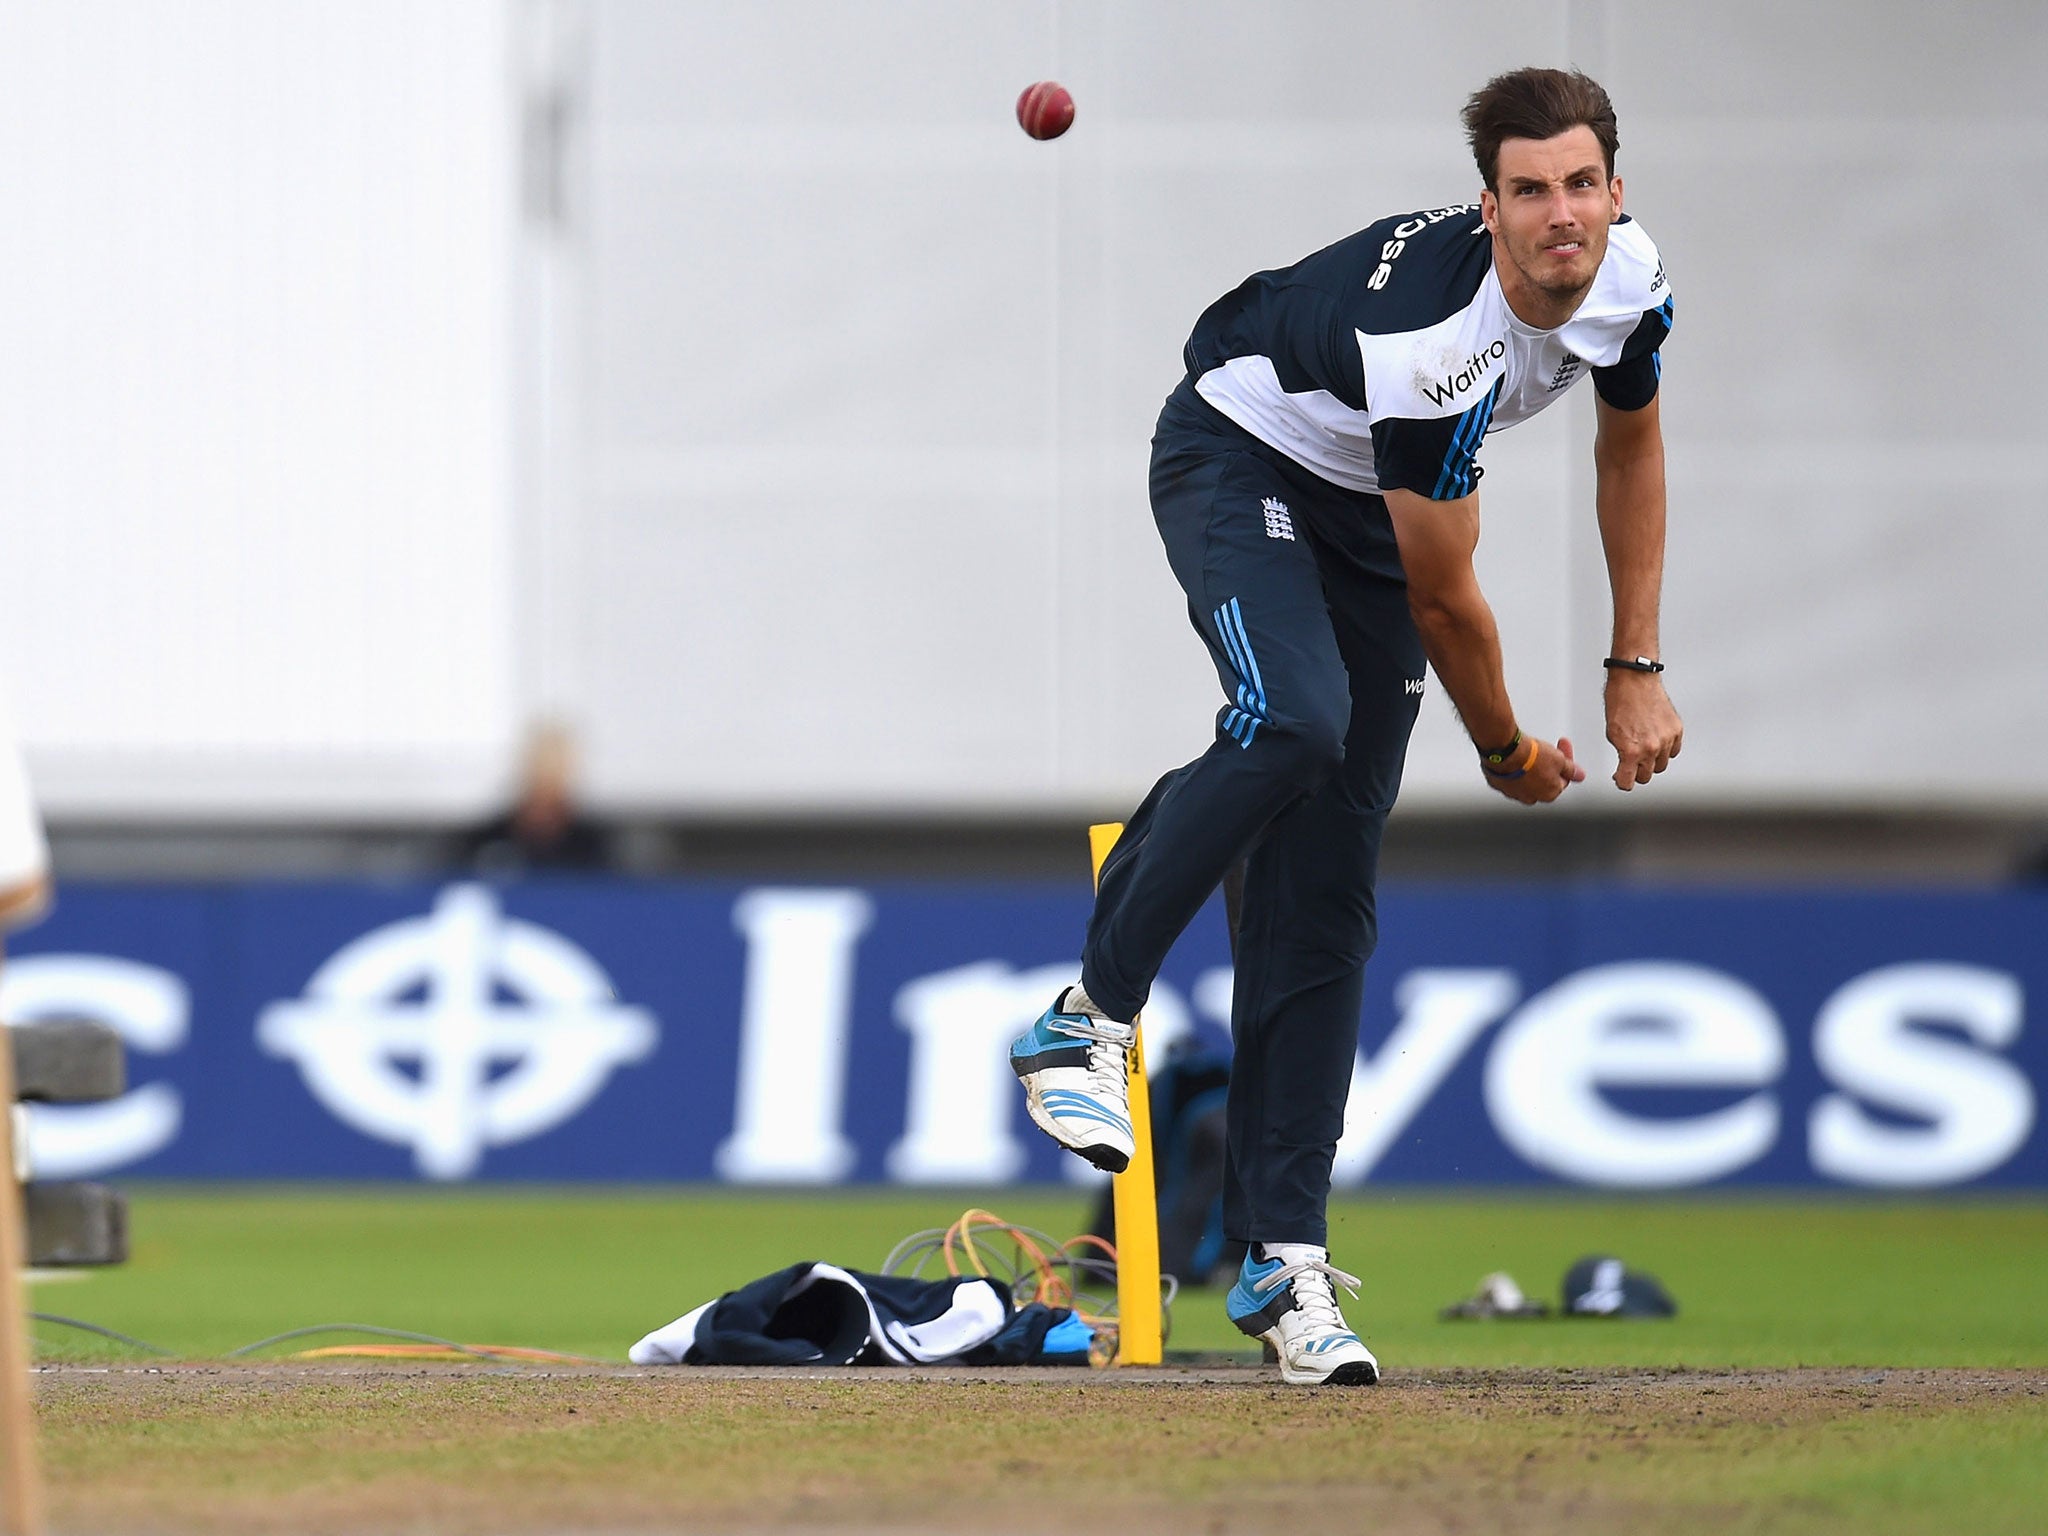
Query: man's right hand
xmin=1484 ymin=736 xmax=1586 ymax=805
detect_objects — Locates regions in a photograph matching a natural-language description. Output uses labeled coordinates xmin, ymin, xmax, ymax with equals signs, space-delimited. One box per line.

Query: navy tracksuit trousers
xmin=1079 ymin=380 xmax=1425 ymax=1248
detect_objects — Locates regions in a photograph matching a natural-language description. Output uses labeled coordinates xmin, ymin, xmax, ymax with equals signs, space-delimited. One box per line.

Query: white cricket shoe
xmin=1226 ymin=1243 xmax=1381 ymax=1386
xmin=1008 ymin=985 xmax=1136 ymax=1173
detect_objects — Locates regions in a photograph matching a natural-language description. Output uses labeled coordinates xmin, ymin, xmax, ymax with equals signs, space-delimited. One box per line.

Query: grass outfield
xmin=21 ymin=1187 xmax=2048 ymax=1535
xmin=23 ymin=1185 xmax=2048 ymax=1365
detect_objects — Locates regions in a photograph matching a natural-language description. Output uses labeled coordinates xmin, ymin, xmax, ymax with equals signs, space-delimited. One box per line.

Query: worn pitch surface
xmin=35 ymin=1362 xmax=2048 ymax=1535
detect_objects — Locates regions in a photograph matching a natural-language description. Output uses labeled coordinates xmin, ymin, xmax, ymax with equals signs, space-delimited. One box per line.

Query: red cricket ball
xmin=1016 ymin=80 xmax=1075 ymax=141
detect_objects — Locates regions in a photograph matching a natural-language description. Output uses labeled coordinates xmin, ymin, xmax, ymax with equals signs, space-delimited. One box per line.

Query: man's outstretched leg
xmin=1012 ymin=413 xmax=1357 ymax=1175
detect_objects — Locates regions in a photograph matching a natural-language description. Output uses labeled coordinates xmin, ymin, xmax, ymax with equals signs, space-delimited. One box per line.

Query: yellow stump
xmin=1088 ymin=823 xmax=1162 ymax=1366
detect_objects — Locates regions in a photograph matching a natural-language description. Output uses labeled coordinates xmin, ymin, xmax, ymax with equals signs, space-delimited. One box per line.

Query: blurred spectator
xmin=459 ymin=722 xmax=612 ymax=875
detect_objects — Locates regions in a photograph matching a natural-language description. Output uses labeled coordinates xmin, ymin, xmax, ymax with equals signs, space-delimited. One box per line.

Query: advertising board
xmin=5 ymin=879 xmax=2040 ymax=1189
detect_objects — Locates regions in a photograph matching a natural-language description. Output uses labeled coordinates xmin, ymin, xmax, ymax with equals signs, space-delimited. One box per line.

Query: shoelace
xmin=1047 ymin=1012 xmax=1135 ymax=1103
xmin=1253 ymin=1255 xmax=1362 ymax=1333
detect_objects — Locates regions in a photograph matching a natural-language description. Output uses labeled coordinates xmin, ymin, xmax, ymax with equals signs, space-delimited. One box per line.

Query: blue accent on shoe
xmin=1225 ymin=1251 xmax=1285 ymax=1324
xmin=1009 ymin=1030 xmax=1088 ymax=1064
xmin=1037 ymin=1091 xmax=1131 ymax=1137
xmin=1014 ymin=1009 xmax=1077 ymax=1049
xmin=1009 ymin=998 xmax=1096 ymax=1069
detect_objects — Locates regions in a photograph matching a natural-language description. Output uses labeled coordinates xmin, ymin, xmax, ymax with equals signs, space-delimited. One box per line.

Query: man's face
xmin=1480 ymin=125 xmax=1621 ymax=314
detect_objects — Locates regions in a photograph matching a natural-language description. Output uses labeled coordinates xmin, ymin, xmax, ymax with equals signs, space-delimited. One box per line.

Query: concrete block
xmin=7 ymin=1019 xmax=126 ymax=1103
xmin=24 ymin=1181 xmax=127 ymax=1266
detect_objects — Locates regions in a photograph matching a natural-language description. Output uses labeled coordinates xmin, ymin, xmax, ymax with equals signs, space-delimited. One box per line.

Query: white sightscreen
xmin=2 ymin=1 xmax=2043 ymax=818
xmin=0 ymin=1 xmax=519 ymax=817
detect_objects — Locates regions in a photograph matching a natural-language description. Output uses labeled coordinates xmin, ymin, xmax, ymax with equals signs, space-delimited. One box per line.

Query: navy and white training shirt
xmin=1186 ymin=204 xmax=1672 ymax=498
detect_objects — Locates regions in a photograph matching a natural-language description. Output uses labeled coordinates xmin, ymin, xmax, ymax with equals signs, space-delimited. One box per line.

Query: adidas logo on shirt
xmin=1262 ymin=496 xmax=1295 ymax=541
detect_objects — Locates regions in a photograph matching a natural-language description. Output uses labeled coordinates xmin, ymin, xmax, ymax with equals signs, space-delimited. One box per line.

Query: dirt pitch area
xmin=31 ymin=1361 xmax=2048 ymax=1536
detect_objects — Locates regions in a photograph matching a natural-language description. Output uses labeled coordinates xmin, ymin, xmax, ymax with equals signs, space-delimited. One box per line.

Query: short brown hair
xmin=1462 ymin=68 xmax=1619 ymax=191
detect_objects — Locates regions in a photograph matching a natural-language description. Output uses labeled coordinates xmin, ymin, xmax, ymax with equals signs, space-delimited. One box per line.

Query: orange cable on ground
xmin=292 ymin=1344 xmax=598 ymax=1365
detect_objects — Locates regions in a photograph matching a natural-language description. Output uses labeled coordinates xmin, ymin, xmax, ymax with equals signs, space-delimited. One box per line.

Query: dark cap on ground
xmin=1562 ymin=1254 xmax=1678 ymax=1318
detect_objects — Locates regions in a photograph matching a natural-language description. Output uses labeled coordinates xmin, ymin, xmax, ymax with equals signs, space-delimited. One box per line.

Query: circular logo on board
xmin=258 ymin=884 xmax=657 ymax=1178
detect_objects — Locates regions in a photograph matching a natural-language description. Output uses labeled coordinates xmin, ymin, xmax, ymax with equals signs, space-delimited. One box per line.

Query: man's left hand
xmin=1604 ymin=672 xmax=1683 ymax=790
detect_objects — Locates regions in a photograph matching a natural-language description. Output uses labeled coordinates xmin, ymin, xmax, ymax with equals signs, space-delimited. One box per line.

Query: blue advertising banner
xmin=3 ymin=877 xmax=2043 ymax=1189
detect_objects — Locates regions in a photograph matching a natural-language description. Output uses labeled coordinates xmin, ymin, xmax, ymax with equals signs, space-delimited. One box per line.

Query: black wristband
xmin=1603 ymin=655 xmax=1665 ymax=673
xmin=1478 ymin=728 xmax=1523 ymax=766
